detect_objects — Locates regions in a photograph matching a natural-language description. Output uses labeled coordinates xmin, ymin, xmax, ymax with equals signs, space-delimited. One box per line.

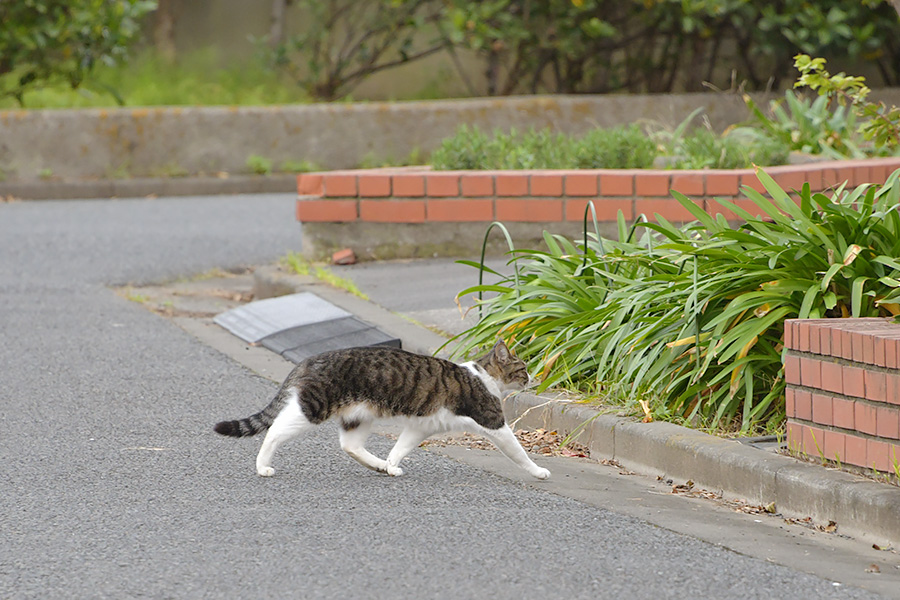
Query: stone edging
xmin=504 ymin=391 xmax=900 ymax=546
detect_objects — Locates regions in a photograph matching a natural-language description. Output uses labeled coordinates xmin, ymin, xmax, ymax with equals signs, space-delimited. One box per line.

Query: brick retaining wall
xmin=784 ymin=318 xmax=900 ymax=474
xmin=296 ymin=158 xmax=900 ymax=225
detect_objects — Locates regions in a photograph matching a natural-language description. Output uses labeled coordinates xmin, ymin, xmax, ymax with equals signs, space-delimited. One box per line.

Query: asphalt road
xmin=0 ymin=194 xmax=886 ymax=599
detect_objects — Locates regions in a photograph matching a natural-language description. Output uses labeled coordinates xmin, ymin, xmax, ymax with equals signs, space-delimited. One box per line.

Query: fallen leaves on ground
xmin=422 ymin=428 xmax=591 ymax=459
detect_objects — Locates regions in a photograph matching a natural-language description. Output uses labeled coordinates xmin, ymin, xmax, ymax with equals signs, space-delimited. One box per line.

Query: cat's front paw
xmin=532 ymin=467 xmax=551 ymax=480
xmin=257 ymin=466 xmax=276 ymax=477
xmin=386 ymin=464 xmax=404 ymax=477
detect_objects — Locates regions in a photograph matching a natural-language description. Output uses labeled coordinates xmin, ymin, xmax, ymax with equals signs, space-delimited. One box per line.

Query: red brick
xmin=670 ymin=172 xmax=704 ymax=196
xmin=564 ymin=173 xmax=599 ymax=197
xmin=843 ymin=365 xmax=866 ymax=398
xmin=830 ymin=327 xmax=843 ymax=358
xmin=706 ymin=198 xmax=738 ymax=221
xmin=530 ymin=173 xmax=564 ymax=197
xmin=634 ymin=172 xmax=671 ymax=196
xmin=820 ymin=361 xmax=842 ymax=394
xmin=426 ymin=199 xmax=493 ymax=222
xmin=803 ymin=167 xmax=825 ymax=192
xmin=427 ymin=173 xmax=461 ymax=197
xmin=867 ymin=438 xmax=892 ymax=472
xmin=819 ymin=325 xmax=832 ymax=355
xmin=297 ymin=173 xmax=324 ymax=196
xmin=840 ymin=329 xmax=854 ymax=360
xmin=565 ymin=198 xmax=632 ymax=222
xmin=823 ymin=429 xmax=845 ymax=462
xmin=836 ymin=166 xmax=854 ymax=188
xmin=794 ymin=389 xmax=812 ymax=421
xmin=887 ymin=372 xmax=900 ymax=405
xmin=844 ymin=433 xmax=867 ymax=467
xmin=803 ymin=425 xmax=825 ymax=456
xmin=740 ymin=172 xmax=767 ymax=194
xmin=797 ymin=321 xmax=812 ymax=352
xmin=799 ymin=356 xmax=821 ymax=388
xmin=599 ymin=172 xmax=634 ymax=196
xmin=866 ymin=369 xmax=887 ymax=403
xmin=635 ymin=198 xmax=696 ymax=222
xmin=822 ymin=168 xmax=842 ymax=190
xmin=852 ymin=165 xmax=872 ymax=187
xmin=495 ymin=173 xmax=529 ymax=197
xmin=855 ymin=401 xmax=878 ymax=435
xmin=496 ymin=199 xmax=563 ymax=222
xmin=784 ymin=320 xmax=795 ymax=350
xmin=705 ymin=171 xmax=740 ymax=195
xmin=392 ymin=174 xmax=426 ymax=197
xmin=833 ymin=397 xmax=855 ymax=430
xmin=811 ymin=393 xmax=833 ymax=426
xmin=358 ymin=175 xmax=391 ymax=197
xmin=876 ymin=405 xmax=900 ymax=440
xmin=459 ymin=173 xmax=493 ymax=197
xmin=295 ymin=199 xmax=357 ymax=222
xmin=784 ymin=354 xmax=801 ymax=386
xmin=786 ymin=421 xmax=803 ymax=453
xmin=785 ymin=387 xmax=796 ymax=418
xmin=323 ymin=173 xmax=358 ymax=197
xmin=851 ymin=331 xmax=867 ymax=363
xmin=874 ymin=337 xmax=887 ymax=367
xmin=886 ymin=337 xmax=900 ymax=369
xmin=359 ymin=199 xmax=425 ymax=223
xmin=770 ymin=167 xmax=808 ymax=192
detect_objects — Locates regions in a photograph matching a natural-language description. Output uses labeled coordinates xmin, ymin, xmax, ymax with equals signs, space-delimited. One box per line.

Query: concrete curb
xmin=0 ymin=174 xmax=297 ymax=200
xmin=253 ymin=265 xmax=900 ymax=547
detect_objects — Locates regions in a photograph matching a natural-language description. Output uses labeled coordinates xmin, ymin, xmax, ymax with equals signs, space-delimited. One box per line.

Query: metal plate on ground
xmin=279 ymin=325 xmax=401 ymax=364
xmin=213 ymin=292 xmax=350 ymax=343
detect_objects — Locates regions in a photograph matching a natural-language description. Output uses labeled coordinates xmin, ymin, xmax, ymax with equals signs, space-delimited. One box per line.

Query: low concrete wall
xmin=7 ymin=90 xmax=900 ymax=182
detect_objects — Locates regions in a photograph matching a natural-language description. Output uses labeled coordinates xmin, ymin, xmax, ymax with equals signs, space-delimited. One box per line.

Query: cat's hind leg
xmin=477 ymin=423 xmax=550 ymax=480
xmin=385 ymin=427 xmax=431 ymax=476
xmin=255 ymin=389 xmax=312 ymax=477
xmin=338 ymin=419 xmax=393 ymax=475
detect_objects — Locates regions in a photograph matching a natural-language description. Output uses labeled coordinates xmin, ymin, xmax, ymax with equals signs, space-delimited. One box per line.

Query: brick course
xmin=297 ymin=158 xmax=900 ymax=225
xmin=785 ymin=317 xmax=900 ymax=474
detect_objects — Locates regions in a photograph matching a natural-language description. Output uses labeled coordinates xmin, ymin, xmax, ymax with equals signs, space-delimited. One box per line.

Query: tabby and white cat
xmin=214 ymin=340 xmax=550 ymax=480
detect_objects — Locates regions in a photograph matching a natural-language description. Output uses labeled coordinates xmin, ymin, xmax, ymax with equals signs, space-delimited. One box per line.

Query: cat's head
xmin=477 ymin=339 xmax=531 ymax=392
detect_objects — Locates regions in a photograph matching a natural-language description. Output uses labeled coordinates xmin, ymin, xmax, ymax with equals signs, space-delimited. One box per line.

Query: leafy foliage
xmin=262 ymin=0 xmax=446 ymax=101
xmin=450 ymin=169 xmax=900 ymax=432
xmin=0 ymin=0 xmax=155 ymax=105
xmin=445 ymin=0 xmax=900 ymax=95
xmin=793 ymin=54 xmax=900 ymax=152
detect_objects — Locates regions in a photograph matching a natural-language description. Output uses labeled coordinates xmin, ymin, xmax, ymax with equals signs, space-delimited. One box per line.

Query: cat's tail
xmin=214 ymin=389 xmax=291 ymax=437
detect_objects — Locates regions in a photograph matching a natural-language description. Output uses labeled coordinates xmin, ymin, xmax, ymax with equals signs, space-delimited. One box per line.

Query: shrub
xmin=450 ymin=169 xmax=900 ymax=432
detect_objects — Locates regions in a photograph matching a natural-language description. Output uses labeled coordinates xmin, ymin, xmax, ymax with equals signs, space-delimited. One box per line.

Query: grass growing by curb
xmin=282 ymin=252 xmax=369 ymax=300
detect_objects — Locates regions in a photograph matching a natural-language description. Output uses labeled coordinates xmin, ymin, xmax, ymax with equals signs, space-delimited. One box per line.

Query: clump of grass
xmin=450 ymin=168 xmax=900 ymax=433
xmin=246 ymin=154 xmax=273 ymax=175
xmin=283 ymin=252 xmax=368 ymax=300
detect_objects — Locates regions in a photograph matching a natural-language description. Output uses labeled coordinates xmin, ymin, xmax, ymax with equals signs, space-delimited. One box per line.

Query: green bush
xmin=0 ymin=0 xmax=155 ymax=105
xmin=451 ymin=169 xmax=900 ymax=433
xmin=430 ymin=125 xmax=657 ymax=170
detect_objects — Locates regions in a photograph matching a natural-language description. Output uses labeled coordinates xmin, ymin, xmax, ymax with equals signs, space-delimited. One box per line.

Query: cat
xmin=214 ymin=339 xmax=550 ymax=480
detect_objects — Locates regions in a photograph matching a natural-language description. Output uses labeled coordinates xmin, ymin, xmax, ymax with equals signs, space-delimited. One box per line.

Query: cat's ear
xmin=492 ymin=338 xmax=511 ymax=362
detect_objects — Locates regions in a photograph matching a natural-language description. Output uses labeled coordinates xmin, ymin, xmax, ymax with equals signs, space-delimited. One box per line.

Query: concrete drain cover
xmin=214 ymin=292 xmax=400 ymax=363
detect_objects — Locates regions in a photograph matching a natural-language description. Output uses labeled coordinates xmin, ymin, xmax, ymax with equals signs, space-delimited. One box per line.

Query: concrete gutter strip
xmin=0 ymin=175 xmax=297 ymax=200
xmin=505 ymin=392 xmax=900 ymax=547
xmin=253 ymin=267 xmax=900 ymax=547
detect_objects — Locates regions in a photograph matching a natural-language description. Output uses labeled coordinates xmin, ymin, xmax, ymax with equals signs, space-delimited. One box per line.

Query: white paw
xmin=386 ymin=464 xmax=404 ymax=477
xmin=257 ymin=466 xmax=275 ymax=477
xmin=532 ymin=467 xmax=551 ymax=480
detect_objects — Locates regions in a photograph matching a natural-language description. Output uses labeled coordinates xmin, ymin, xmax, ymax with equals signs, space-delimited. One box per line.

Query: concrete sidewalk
xmin=251 ymin=258 xmax=900 ymax=548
